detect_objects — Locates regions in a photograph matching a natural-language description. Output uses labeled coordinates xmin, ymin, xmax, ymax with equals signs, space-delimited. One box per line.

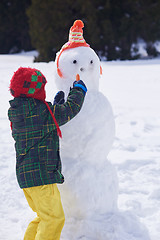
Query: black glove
xmin=73 ymin=80 xmax=87 ymax=95
xmin=53 ymin=91 xmax=65 ymax=105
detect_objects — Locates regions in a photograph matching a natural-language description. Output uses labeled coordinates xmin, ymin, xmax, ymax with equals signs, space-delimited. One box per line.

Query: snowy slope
xmin=0 ymin=53 xmax=160 ymax=239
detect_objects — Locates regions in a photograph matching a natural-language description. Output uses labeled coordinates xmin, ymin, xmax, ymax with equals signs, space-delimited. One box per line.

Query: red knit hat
xmin=10 ymin=67 xmax=47 ymax=101
xmin=57 ymin=20 xmax=90 ymax=78
xmin=9 ymin=67 xmax=62 ymax=138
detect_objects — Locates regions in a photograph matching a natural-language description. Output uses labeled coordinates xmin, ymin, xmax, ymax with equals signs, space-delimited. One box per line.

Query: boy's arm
xmin=48 ymin=81 xmax=87 ymax=127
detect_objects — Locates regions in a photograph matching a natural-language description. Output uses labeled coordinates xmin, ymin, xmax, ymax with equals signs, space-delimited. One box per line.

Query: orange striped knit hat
xmin=57 ymin=20 xmax=90 ymax=78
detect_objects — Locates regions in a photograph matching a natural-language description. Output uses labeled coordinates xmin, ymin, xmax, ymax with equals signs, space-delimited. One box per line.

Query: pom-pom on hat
xmin=10 ymin=67 xmax=47 ymax=101
xmin=57 ymin=20 xmax=90 ymax=78
xmin=67 ymin=20 xmax=89 ymax=49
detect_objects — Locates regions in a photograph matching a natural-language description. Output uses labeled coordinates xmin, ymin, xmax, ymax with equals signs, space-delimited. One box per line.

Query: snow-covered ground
xmin=0 ymin=52 xmax=160 ymax=240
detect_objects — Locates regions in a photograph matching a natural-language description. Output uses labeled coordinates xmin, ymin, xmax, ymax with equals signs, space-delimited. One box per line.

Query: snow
xmin=0 ymin=52 xmax=160 ymax=239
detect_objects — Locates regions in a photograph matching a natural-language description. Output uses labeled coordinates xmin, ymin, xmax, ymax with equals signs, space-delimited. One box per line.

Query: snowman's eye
xmin=90 ymin=60 xmax=93 ymax=64
xmin=73 ymin=60 xmax=77 ymax=64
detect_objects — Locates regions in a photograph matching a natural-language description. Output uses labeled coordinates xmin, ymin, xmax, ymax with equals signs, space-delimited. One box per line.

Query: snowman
xmin=53 ymin=20 xmax=151 ymax=240
xmin=54 ymin=20 xmax=119 ymax=238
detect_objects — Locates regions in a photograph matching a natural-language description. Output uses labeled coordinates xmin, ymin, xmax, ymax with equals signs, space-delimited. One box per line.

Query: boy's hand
xmin=73 ymin=80 xmax=87 ymax=95
xmin=53 ymin=91 xmax=65 ymax=105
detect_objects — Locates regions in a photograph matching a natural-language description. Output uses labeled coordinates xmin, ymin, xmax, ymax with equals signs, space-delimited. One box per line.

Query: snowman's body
xmin=54 ymin=44 xmax=150 ymax=240
xmin=55 ymin=47 xmax=118 ymax=220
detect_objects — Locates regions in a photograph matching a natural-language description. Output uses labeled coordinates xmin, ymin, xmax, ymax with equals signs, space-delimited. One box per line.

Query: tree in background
xmin=134 ymin=0 xmax=160 ymax=57
xmin=27 ymin=0 xmax=82 ymax=61
xmin=0 ymin=0 xmax=32 ymax=54
xmin=83 ymin=0 xmax=160 ymax=60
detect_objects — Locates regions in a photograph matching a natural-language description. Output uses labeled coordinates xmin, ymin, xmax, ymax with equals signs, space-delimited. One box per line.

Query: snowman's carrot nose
xmin=76 ymin=74 xmax=80 ymax=81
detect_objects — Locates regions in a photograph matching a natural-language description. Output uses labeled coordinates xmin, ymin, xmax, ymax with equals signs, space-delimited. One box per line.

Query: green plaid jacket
xmin=8 ymin=88 xmax=85 ymax=188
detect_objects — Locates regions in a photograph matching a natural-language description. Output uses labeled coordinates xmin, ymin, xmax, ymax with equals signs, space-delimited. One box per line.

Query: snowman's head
xmin=55 ymin=46 xmax=101 ymax=94
xmin=54 ymin=20 xmax=102 ymax=96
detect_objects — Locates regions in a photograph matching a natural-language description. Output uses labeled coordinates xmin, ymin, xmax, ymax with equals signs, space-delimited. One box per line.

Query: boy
xmin=8 ymin=67 xmax=87 ymax=240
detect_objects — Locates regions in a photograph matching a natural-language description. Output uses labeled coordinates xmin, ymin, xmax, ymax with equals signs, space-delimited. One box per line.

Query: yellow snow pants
xmin=23 ymin=184 xmax=65 ymax=240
